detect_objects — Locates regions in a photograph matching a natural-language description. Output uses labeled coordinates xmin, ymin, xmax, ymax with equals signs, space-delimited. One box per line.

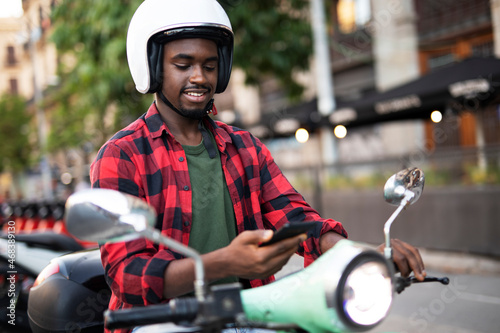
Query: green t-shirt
xmin=183 ymin=132 xmax=238 ymax=286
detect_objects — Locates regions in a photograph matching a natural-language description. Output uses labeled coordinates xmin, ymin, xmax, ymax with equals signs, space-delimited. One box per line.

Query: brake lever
xmin=395 ymin=275 xmax=449 ymax=294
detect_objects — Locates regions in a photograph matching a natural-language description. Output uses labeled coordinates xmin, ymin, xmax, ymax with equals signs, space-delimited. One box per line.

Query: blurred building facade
xmin=1 ymin=0 xmax=500 ymax=199
xmin=0 ymin=0 xmax=57 ymax=100
xmin=0 ymin=0 xmax=61 ymax=200
xmin=251 ymin=0 xmax=500 ymax=183
xmin=0 ymin=17 xmax=22 ymax=96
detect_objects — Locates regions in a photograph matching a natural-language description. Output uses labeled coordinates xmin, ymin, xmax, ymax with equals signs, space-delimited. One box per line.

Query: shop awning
xmin=330 ymin=56 xmax=500 ymax=127
xmin=253 ymin=57 xmax=500 ymax=138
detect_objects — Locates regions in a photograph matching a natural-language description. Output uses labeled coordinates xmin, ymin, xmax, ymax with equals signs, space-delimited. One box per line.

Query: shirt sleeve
xmin=90 ymin=142 xmax=173 ymax=306
xmin=257 ymin=141 xmax=348 ymax=267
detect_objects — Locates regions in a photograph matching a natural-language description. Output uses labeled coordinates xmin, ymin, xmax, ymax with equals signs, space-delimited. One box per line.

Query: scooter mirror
xmin=65 ymin=189 xmax=157 ymax=243
xmin=383 ymin=168 xmax=425 ymax=206
xmin=65 ymin=189 xmax=208 ymax=301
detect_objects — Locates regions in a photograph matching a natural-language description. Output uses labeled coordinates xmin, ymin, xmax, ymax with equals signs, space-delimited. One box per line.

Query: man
xmin=91 ymin=0 xmax=426 ymax=331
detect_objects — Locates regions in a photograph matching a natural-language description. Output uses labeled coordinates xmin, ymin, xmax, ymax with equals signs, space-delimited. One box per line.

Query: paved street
xmin=371 ymin=271 xmax=500 ymax=333
xmin=277 ymin=252 xmax=500 ymax=333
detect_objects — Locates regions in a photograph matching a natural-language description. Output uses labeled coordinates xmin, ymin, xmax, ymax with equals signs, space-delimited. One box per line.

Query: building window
xmin=9 ymin=78 xmax=19 ymax=95
xmin=482 ymin=105 xmax=500 ymax=145
xmin=337 ymin=0 xmax=371 ymax=34
xmin=6 ymin=46 xmax=17 ymax=66
xmin=416 ymin=0 xmax=491 ymax=40
xmin=427 ymin=53 xmax=455 ymax=71
xmin=471 ymin=41 xmax=494 ymax=58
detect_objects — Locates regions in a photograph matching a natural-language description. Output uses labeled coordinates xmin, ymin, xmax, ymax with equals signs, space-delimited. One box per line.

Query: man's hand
xmin=221 ymin=230 xmax=306 ymax=280
xmin=377 ymin=239 xmax=426 ymax=281
xmin=319 ymin=232 xmax=426 ymax=282
xmin=163 ymin=229 xmax=305 ymax=299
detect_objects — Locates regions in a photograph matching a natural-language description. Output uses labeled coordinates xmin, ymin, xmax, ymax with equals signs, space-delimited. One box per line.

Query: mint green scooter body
xmin=240 ymin=240 xmax=392 ymax=333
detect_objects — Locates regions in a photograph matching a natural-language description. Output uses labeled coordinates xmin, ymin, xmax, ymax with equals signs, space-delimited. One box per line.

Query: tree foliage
xmin=47 ymin=0 xmax=312 ymax=150
xmin=47 ymin=0 xmax=147 ymax=151
xmin=0 ymin=94 xmax=33 ymax=173
xmin=221 ymin=0 xmax=312 ymax=97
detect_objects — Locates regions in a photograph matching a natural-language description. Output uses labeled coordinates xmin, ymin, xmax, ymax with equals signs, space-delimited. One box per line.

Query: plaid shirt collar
xmin=144 ymin=102 xmax=231 ymax=151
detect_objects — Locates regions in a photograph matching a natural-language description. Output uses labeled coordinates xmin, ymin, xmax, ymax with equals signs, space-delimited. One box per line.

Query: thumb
xmin=238 ymin=229 xmax=273 ymax=244
xmin=260 ymin=229 xmax=274 ymax=242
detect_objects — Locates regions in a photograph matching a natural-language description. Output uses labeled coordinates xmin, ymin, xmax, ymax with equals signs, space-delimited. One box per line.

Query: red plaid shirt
xmin=90 ymin=102 xmax=347 ymax=322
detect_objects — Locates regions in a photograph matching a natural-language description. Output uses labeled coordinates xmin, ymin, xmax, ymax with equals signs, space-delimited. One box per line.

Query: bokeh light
xmin=295 ymin=128 xmax=309 ymax=143
xmin=430 ymin=110 xmax=443 ymax=123
xmin=334 ymin=125 xmax=347 ymax=139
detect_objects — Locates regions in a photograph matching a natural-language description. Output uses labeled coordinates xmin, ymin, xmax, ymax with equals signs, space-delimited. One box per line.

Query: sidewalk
xmin=277 ymin=248 xmax=500 ymax=279
xmin=420 ymin=248 xmax=500 ymax=276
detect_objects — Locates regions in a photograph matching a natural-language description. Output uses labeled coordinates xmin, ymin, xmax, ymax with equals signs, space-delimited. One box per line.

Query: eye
xmin=174 ymin=64 xmax=190 ymax=70
xmin=204 ymin=61 xmax=217 ymax=72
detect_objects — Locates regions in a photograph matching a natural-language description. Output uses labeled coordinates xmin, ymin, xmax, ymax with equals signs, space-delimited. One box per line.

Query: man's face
xmin=161 ymin=38 xmax=218 ymax=119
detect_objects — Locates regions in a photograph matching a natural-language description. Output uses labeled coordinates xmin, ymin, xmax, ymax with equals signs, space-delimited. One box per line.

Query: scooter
xmin=0 ymin=201 xmax=86 ymax=332
xmin=28 ymin=168 xmax=449 ymax=333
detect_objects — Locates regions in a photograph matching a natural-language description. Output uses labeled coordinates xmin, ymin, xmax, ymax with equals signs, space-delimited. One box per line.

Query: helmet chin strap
xmin=157 ymin=90 xmax=214 ymax=120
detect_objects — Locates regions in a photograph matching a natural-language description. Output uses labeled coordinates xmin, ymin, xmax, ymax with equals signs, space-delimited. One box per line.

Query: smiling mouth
xmin=185 ymin=92 xmax=205 ymax=97
xmin=182 ymin=88 xmax=211 ymax=104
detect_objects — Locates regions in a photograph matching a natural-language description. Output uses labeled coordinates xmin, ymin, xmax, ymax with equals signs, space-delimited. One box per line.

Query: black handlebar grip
xmin=105 ymin=297 xmax=199 ymax=330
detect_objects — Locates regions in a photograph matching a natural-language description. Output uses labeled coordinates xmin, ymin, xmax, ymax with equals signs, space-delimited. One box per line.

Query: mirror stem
xmin=141 ymin=228 xmax=207 ymax=302
xmin=383 ymin=191 xmax=415 ymax=260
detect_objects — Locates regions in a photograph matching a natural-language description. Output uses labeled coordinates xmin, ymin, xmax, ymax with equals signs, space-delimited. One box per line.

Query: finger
xmin=376 ymin=241 xmax=408 ymax=275
xmin=237 ymin=242 xmax=297 ymax=280
xmin=256 ymin=246 xmax=297 ymax=278
xmin=226 ymin=231 xmax=292 ymax=280
xmin=392 ymin=239 xmax=426 ymax=280
xmin=265 ymin=233 xmax=306 ymax=255
xmin=237 ymin=229 xmax=274 ymax=245
xmin=399 ymin=240 xmax=426 ymax=280
xmin=254 ymin=234 xmax=305 ymax=275
xmin=392 ymin=239 xmax=412 ymax=277
xmin=393 ymin=253 xmax=410 ymax=277
xmin=268 ymin=256 xmax=294 ymax=276
xmin=260 ymin=229 xmax=274 ymax=243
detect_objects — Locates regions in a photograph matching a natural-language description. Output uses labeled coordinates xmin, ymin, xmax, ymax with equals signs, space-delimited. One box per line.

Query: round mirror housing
xmin=65 ymin=189 xmax=157 ymax=243
xmin=384 ymin=168 xmax=425 ymax=206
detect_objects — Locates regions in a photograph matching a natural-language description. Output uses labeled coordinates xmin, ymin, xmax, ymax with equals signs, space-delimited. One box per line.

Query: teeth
xmin=186 ymin=92 xmax=203 ymax=97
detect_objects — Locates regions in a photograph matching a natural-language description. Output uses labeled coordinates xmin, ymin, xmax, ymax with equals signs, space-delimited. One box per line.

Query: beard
xmin=157 ymin=90 xmax=213 ymax=120
xmin=175 ymin=104 xmax=209 ymax=120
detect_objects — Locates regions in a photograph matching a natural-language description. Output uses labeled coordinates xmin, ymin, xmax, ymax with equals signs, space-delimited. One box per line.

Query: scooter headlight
xmin=241 ymin=240 xmax=394 ymax=333
xmin=338 ymin=254 xmax=393 ymax=328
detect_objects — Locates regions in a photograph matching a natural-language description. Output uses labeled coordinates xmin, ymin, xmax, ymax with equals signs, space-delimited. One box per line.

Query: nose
xmin=189 ymin=65 xmax=207 ymax=85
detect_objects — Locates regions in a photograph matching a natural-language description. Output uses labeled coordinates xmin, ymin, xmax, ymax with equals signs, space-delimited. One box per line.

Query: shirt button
xmin=183 ymin=185 xmax=189 ymax=191
xmin=179 ymin=157 xmax=184 ymax=162
xmin=184 ymin=221 xmax=190 ymax=226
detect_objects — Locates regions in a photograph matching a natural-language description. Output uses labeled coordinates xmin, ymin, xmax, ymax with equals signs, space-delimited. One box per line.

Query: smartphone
xmin=259 ymin=222 xmax=317 ymax=247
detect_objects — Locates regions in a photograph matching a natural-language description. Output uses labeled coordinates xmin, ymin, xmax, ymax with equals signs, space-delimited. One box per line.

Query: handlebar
xmin=105 ymin=283 xmax=244 ymax=331
xmin=105 ymin=297 xmax=199 ymax=330
xmin=396 ymin=275 xmax=449 ymax=294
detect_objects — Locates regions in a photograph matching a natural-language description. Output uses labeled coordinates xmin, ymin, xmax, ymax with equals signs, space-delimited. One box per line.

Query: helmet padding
xmin=147 ymin=26 xmax=233 ymax=94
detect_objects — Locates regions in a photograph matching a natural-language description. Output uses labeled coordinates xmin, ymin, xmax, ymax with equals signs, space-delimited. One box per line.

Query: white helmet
xmin=126 ymin=0 xmax=234 ymax=94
